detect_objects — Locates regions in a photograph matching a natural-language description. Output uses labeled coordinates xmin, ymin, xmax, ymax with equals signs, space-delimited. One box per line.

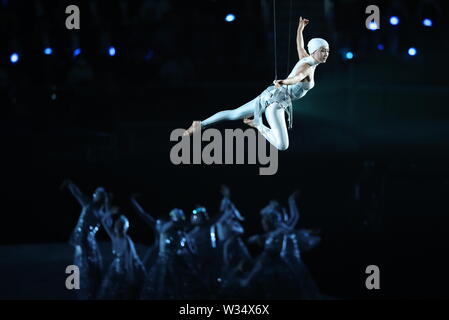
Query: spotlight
xmin=44 ymin=47 xmax=53 ymax=55
xmin=408 ymin=47 xmax=417 ymax=56
xmin=368 ymin=21 xmax=379 ymax=30
xmin=225 ymin=14 xmax=235 ymax=22
xmin=108 ymin=46 xmax=116 ymax=56
xmin=377 ymin=44 xmax=384 ymax=50
xmin=389 ymin=16 xmax=399 ymax=26
xmin=73 ymin=48 xmax=81 ymax=57
xmin=422 ymin=18 xmax=432 ymax=27
xmin=10 ymin=53 xmax=19 ymax=64
xmin=344 ymin=51 xmax=354 ymax=60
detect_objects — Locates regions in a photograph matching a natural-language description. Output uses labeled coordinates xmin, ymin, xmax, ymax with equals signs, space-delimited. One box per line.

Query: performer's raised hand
xmin=298 ymin=17 xmax=309 ymax=30
xmin=288 ymin=190 xmax=301 ymax=201
xmin=60 ymin=178 xmax=73 ymax=190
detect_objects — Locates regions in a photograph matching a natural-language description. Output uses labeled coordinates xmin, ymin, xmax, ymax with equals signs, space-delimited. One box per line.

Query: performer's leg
xmin=184 ymin=97 xmax=259 ymax=135
xmin=256 ymin=103 xmax=289 ymax=151
xmin=202 ymin=97 xmax=258 ymax=126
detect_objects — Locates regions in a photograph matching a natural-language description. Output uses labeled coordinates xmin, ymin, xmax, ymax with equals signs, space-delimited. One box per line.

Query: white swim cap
xmin=307 ymin=38 xmax=329 ymax=55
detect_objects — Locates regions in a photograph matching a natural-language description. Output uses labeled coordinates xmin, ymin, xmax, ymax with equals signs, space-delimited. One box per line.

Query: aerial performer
xmin=183 ymin=17 xmax=329 ymax=151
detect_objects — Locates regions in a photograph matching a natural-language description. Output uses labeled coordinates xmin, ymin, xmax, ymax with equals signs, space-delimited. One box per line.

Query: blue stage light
xmin=108 ymin=46 xmax=116 ymax=56
xmin=377 ymin=44 xmax=384 ymax=50
xmin=389 ymin=16 xmax=399 ymax=26
xmin=345 ymin=51 xmax=354 ymax=60
xmin=44 ymin=47 xmax=53 ymax=55
xmin=422 ymin=18 xmax=432 ymax=27
xmin=408 ymin=47 xmax=417 ymax=56
xmin=368 ymin=21 xmax=378 ymax=30
xmin=73 ymin=48 xmax=81 ymax=57
xmin=225 ymin=14 xmax=235 ymax=22
xmin=10 ymin=53 xmax=19 ymax=64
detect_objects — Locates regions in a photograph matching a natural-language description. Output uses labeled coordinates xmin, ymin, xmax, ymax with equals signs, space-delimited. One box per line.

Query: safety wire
xmin=273 ymin=0 xmax=278 ymax=82
xmin=273 ymin=0 xmax=294 ymax=83
xmin=286 ymin=0 xmax=293 ymax=76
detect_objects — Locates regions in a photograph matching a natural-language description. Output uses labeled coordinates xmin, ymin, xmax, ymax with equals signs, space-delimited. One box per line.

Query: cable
xmin=273 ymin=0 xmax=277 ymax=81
xmin=286 ymin=0 xmax=293 ymax=76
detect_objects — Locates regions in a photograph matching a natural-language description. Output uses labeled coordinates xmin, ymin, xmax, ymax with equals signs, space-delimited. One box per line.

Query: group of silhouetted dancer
xmin=62 ymin=180 xmax=324 ymax=300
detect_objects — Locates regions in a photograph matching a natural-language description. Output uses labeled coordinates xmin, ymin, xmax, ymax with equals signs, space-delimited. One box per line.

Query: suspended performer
xmin=183 ymin=17 xmax=329 ymax=151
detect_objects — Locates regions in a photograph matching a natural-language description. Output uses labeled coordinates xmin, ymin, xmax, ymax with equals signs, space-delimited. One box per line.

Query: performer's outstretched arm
xmin=101 ymin=209 xmax=116 ymax=240
xmin=274 ymin=63 xmax=311 ymax=87
xmin=209 ymin=186 xmax=241 ymax=225
xmin=131 ymin=195 xmax=160 ymax=264
xmin=130 ymin=195 xmax=156 ymax=228
xmin=286 ymin=191 xmax=300 ymax=229
xmin=62 ymin=179 xmax=89 ymax=207
xmin=296 ymin=17 xmax=310 ymax=59
xmin=217 ymin=196 xmax=245 ymax=225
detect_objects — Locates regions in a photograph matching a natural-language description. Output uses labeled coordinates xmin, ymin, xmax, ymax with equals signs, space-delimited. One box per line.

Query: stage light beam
xmin=369 ymin=21 xmax=378 ymax=30
xmin=225 ymin=14 xmax=236 ymax=22
xmin=389 ymin=16 xmax=399 ymax=26
xmin=10 ymin=53 xmax=19 ymax=64
xmin=73 ymin=48 xmax=81 ymax=57
xmin=108 ymin=46 xmax=116 ymax=56
xmin=422 ymin=18 xmax=432 ymax=27
xmin=408 ymin=47 xmax=417 ymax=56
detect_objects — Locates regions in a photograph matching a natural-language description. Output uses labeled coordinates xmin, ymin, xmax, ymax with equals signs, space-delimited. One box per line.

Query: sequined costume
xmin=131 ymin=199 xmax=199 ymax=300
xmin=186 ymin=206 xmax=222 ymax=297
xmin=241 ymin=193 xmax=322 ymax=299
xmin=65 ymin=181 xmax=107 ymax=300
xmin=213 ymin=187 xmax=253 ymax=298
xmin=186 ymin=188 xmax=252 ymax=298
xmin=216 ymin=193 xmax=251 ymax=270
xmin=97 ymin=214 xmax=146 ymax=300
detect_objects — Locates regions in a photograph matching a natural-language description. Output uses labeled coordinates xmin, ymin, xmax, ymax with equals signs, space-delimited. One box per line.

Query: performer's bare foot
xmin=183 ymin=121 xmax=202 ymax=136
xmin=243 ymin=117 xmax=256 ymax=128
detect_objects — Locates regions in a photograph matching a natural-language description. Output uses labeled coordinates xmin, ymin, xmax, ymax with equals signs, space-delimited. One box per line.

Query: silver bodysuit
xmin=200 ymin=56 xmax=319 ymax=150
xmin=256 ymin=56 xmax=317 ymax=129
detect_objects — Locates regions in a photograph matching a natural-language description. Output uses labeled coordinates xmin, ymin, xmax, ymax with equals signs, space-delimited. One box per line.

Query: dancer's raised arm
xmin=208 ymin=186 xmax=243 ymax=225
xmin=130 ymin=194 xmax=156 ymax=228
xmin=101 ymin=210 xmax=116 ymax=239
xmin=296 ymin=17 xmax=310 ymax=59
xmin=62 ymin=179 xmax=89 ymax=207
xmin=217 ymin=193 xmax=244 ymax=224
xmin=285 ymin=191 xmax=300 ymax=229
